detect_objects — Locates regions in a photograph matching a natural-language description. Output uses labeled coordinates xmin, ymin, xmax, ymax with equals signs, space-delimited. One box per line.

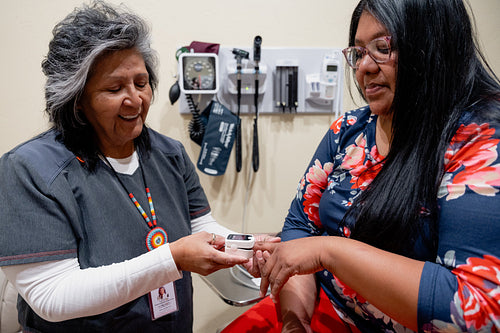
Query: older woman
xmin=0 ymin=2 xmax=263 ymax=332
xmin=247 ymin=0 xmax=500 ymax=332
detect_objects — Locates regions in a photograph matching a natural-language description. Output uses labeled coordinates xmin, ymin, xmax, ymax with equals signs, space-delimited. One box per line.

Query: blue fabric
xmin=281 ymin=106 xmax=500 ymax=332
xmin=0 ymin=128 xmax=209 ymax=332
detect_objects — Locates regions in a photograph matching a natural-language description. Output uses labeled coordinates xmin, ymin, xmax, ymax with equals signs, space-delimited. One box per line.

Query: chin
xmin=122 ymin=128 xmax=144 ymax=143
xmin=131 ymin=129 xmax=144 ymax=140
xmin=132 ymin=121 xmax=145 ymax=135
xmin=367 ymin=102 xmax=391 ymax=116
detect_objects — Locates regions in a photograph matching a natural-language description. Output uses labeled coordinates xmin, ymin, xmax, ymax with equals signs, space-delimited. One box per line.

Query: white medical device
xmin=178 ymin=53 xmax=219 ymax=94
xmin=320 ymin=54 xmax=339 ymax=99
xmin=225 ymin=234 xmax=255 ymax=259
xmin=305 ymin=53 xmax=340 ymax=106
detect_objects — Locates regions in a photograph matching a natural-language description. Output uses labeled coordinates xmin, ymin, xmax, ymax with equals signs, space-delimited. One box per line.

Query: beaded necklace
xmin=103 ymin=154 xmax=167 ymax=251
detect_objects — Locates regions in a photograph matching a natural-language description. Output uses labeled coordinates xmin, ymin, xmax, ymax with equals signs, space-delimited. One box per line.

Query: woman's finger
xmin=269 ymin=267 xmax=291 ymax=300
xmin=259 ymin=253 xmax=274 ymax=297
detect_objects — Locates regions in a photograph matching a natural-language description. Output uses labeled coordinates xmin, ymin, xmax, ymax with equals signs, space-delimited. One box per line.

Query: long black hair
xmin=41 ymin=1 xmax=159 ymax=170
xmin=343 ymin=0 xmax=500 ymax=255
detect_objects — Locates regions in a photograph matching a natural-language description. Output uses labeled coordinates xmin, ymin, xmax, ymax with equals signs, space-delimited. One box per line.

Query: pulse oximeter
xmin=225 ymin=234 xmax=255 ymax=259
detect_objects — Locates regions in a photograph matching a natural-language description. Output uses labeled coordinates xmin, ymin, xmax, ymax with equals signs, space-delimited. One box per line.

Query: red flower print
xmin=330 ymin=115 xmax=358 ymax=134
xmin=441 ymin=123 xmax=500 ymax=200
xmin=340 ymin=133 xmax=384 ymax=190
xmin=342 ymin=226 xmax=351 ymax=238
xmin=331 ymin=116 xmax=344 ymax=134
xmin=346 ymin=115 xmax=357 ymax=126
xmin=452 ymin=255 xmax=500 ymax=331
xmin=302 ymin=159 xmax=334 ymax=228
xmin=341 ymin=133 xmax=367 ymax=170
xmin=333 ymin=275 xmax=366 ymax=303
xmin=298 ymin=176 xmax=306 ymax=192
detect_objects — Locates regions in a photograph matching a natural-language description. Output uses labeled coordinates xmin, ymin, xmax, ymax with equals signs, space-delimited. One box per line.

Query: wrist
xmin=317 ymin=237 xmax=330 ymax=272
xmin=157 ymin=244 xmax=183 ymax=280
xmin=318 ymin=236 xmax=341 ymax=274
xmin=168 ymin=241 xmax=183 ymax=271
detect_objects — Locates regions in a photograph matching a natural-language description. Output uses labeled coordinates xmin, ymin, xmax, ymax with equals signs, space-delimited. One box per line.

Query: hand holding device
xmin=225 ymin=233 xmax=255 ymax=259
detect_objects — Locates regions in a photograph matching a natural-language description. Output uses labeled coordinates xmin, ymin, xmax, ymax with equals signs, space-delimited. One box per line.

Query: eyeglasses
xmin=342 ymin=36 xmax=392 ymax=69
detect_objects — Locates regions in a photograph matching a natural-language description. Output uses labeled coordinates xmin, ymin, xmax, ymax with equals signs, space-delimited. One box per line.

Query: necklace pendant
xmin=146 ymin=227 xmax=168 ymax=251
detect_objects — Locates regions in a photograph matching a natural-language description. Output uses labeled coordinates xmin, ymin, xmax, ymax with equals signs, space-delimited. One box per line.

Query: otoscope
xmin=232 ymin=48 xmax=249 ymax=173
xmin=252 ymin=36 xmax=262 ymax=172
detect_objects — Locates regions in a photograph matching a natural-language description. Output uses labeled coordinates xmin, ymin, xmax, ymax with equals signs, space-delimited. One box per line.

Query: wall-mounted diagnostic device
xmin=305 ymin=53 xmax=340 ymax=106
xmin=175 ymin=43 xmax=345 ymax=178
xmin=178 ymin=48 xmax=344 ymax=116
xmin=178 ymin=53 xmax=219 ymax=94
xmin=177 ymin=52 xmax=220 ymax=146
xmin=275 ymin=60 xmax=299 ymax=112
xmin=321 ymin=54 xmax=339 ymax=98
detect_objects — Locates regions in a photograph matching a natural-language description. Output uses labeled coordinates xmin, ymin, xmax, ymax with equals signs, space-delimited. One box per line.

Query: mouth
xmin=119 ymin=113 xmax=140 ymax=121
xmin=364 ymin=83 xmax=387 ymax=96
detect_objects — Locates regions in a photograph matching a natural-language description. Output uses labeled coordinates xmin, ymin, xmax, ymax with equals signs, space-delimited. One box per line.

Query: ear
xmin=75 ymin=98 xmax=84 ymax=111
xmin=74 ymin=98 xmax=81 ymax=111
xmin=73 ymin=102 xmax=87 ymax=125
xmin=75 ymin=100 xmax=87 ymax=116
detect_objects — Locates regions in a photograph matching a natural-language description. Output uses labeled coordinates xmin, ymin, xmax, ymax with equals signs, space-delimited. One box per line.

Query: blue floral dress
xmin=281 ymin=106 xmax=500 ymax=332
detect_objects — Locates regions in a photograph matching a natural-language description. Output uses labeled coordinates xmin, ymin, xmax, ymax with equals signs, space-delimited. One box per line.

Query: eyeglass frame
xmin=342 ymin=36 xmax=393 ymax=69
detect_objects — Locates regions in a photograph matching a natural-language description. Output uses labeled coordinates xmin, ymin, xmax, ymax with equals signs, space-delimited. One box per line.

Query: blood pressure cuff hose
xmin=197 ymin=101 xmax=237 ymax=176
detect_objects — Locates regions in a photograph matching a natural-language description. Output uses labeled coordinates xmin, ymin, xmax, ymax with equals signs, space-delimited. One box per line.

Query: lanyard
xmin=103 ymin=154 xmax=167 ymax=251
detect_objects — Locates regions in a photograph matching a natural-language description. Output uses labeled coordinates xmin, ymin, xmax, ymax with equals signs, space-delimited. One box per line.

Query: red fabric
xmin=186 ymin=41 xmax=220 ymax=54
xmin=221 ymin=289 xmax=361 ymax=332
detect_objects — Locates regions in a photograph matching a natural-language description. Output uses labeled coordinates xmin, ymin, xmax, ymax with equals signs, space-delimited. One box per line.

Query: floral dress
xmin=281 ymin=106 xmax=500 ymax=332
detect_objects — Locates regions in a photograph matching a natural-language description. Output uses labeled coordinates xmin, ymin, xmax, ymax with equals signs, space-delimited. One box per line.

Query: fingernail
xmin=270 ymin=294 xmax=277 ymax=303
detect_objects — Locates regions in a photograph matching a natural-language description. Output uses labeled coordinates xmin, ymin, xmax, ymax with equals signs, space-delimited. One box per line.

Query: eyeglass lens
xmin=344 ymin=37 xmax=391 ymax=69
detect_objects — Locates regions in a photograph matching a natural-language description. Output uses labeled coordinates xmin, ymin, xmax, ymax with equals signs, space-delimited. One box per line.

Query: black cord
xmin=252 ymin=71 xmax=259 ymax=172
xmin=185 ymin=94 xmax=205 ymax=145
xmin=235 ymin=62 xmax=243 ymax=172
xmin=252 ymin=36 xmax=262 ymax=172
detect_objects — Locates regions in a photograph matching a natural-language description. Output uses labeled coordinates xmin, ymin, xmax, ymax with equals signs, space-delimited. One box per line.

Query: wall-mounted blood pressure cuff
xmin=197 ymin=101 xmax=238 ymax=176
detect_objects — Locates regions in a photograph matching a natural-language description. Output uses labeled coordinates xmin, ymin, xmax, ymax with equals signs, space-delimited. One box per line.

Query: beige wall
xmin=1 ymin=1 xmax=499 ymax=331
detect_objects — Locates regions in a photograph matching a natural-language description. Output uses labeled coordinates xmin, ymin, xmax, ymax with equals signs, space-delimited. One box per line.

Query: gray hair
xmin=42 ymin=0 xmax=159 ymax=130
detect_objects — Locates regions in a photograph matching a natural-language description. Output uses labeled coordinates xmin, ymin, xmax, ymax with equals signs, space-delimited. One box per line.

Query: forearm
xmin=321 ymin=236 xmax=424 ymax=331
xmin=279 ymin=274 xmax=317 ymax=333
xmin=1 ymin=244 xmax=181 ymax=322
xmin=191 ymin=212 xmax=233 ymax=237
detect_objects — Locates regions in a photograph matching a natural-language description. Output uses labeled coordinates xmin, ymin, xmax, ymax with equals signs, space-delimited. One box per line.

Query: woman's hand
xmin=257 ymin=236 xmax=424 ymax=330
xmin=254 ymin=237 xmax=325 ymax=299
xmin=169 ymin=232 xmax=248 ymax=276
xmin=242 ymin=234 xmax=281 ymax=278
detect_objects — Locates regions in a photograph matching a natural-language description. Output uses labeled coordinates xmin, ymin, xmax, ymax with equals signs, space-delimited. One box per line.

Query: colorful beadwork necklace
xmin=103 ymin=153 xmax=167 ymax=252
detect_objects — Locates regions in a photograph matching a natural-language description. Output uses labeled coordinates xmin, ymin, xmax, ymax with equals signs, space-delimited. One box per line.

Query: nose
xmin=357 ymin=52 xmax=379 ymax=72
xmin=123 ymin=86 xmax=142 ymax=108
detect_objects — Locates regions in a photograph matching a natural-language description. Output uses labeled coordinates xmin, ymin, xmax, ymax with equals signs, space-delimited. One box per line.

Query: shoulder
xmin=327 ymin=106 xmax=376 ymax=152
xmin=330 ymin=106 xmax=375 ymax=135
xmin=459 ymin=99 xmax=500 ymax=131
xmin=449 ymin=107 xmax=500 ymax=153
xmin=146 ymin=128 xmax=193 ymax=170
xmin=147 ymin=128 xmax=185 ymax=156
xmin=1 ymin=129 xmax=76 ymax=186
xmin=440 ymin=106 xmax=500 ymax=199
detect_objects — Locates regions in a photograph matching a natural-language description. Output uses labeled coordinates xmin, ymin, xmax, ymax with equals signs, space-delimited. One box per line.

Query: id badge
xmin=149 ymin=282 xmax=179 ymax=320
